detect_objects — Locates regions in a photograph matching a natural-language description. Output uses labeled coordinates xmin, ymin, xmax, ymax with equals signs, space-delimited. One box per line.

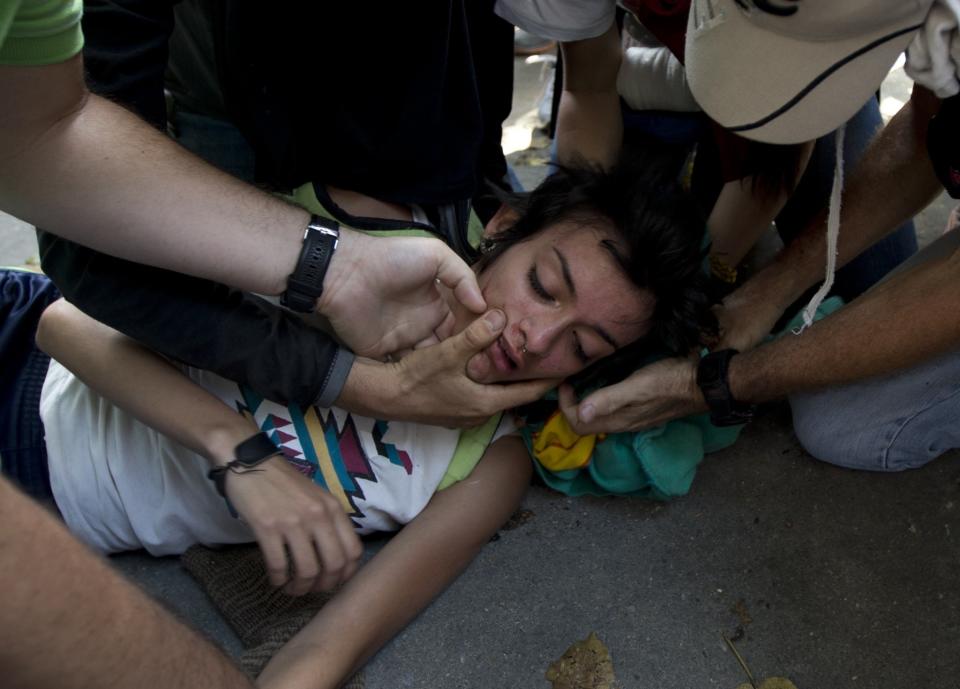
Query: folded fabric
xmin=181 ymin=544 xmax=363 ymax=686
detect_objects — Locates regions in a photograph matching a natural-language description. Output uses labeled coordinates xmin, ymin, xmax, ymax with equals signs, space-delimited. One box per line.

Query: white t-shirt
xmin=495 ymin=0 xmax=616 ymax=42
xmin=41 ymin=361 xmax=514 ymax=556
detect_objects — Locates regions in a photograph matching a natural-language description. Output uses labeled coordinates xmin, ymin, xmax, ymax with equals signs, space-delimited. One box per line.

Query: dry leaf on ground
xmin=736 ymin=678 xmax=799 ymax=689
xmin=545 ymin=632 xmax=617 ymax=689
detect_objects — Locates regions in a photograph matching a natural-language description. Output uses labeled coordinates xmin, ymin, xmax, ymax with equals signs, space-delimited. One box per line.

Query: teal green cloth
xmin=521 ymin=296 xmax=845 ymax=500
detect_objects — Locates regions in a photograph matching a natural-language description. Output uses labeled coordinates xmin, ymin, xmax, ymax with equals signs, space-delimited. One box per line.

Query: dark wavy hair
xmin=478 ymin=150 xmax=715 ymax=383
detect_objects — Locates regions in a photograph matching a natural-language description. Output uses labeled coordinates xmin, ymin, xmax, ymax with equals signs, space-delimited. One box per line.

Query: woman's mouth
xmin=488 ymin=336 xmax=519 ymax=374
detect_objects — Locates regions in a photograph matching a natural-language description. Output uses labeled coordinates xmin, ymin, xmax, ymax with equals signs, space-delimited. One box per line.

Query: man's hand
xmin=339 ymin=310 xmax=559 ymax=427
xmin=713 ymin=289 xmax=783 ymax=354
xmin=558 ymin=357 xmax=706 ymax=435
xmin=224 ymin=457 xmax=362 ymax=596
xmin=713 ymin=263 xmax=801 ymax=353
xmin=317 ymin=230 xmax=486 ymax=359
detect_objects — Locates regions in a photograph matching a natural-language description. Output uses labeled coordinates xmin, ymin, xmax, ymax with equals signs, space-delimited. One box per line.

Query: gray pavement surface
xmin=3 ymin=58 xmax=958 ymax=688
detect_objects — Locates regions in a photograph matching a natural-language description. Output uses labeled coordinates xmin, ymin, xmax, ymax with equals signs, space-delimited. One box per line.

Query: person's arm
xmin=40 ymin=238 xmax=554 ymax=423
xmin=556 ymin=23 xmax=623 ymax=168
xmin=727 ymin=243 xmax=960 ymax=402
xmin=35 ymin=300 xmax=363 ymax=596
xmin=707 ymin=142 xmax=814 ymax=271
xmin=255 ymin=435 xmax=533 ymax=689
xmin=716 ymin=84 xmax=943 ymax=353
xmin=0 ymin=55 xmax=306 ymax=294
xmin=0 ymin=55 xmax=485 ymax=356
xmin=558 ymin=218 xmax=960 ymax=434
xmin=0 ymin=477 xmax=257 ymax=689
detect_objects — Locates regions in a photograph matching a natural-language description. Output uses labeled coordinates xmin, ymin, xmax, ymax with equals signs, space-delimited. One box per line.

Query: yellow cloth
xmin=531 ymin=411 xmax=603 ymax=473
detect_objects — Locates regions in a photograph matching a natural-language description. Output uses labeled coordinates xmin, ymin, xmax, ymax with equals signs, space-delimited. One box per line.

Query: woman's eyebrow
xmin=554 ymin=246 xmax=619 ymax=350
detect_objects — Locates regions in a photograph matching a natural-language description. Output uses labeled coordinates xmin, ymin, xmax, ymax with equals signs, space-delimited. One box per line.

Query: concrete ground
xmin=3 ymin=57 xmax=958 ymax=688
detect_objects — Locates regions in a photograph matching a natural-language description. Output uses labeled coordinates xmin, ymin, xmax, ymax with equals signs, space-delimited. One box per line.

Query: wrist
xmin=314 ymin=227 xmax=364 ymax=319
xmin=681 ymin=358 xmax=707 ymax=411
xmin=204 ymin=423 xmax=259 ymax=468
xmin=335 ymin=356 xmax=403 ymax=420
xmin=207 ymin=432 xmax=283 ymax=501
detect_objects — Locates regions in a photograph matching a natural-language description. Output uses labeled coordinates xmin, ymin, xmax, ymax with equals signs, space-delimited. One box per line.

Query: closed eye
xmin=527 ymin=265 xmax=553 ymax=301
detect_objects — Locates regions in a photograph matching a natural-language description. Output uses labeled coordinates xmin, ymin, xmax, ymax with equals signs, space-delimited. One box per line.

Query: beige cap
xmin=685 ymin=0 xmax=934 ymax=143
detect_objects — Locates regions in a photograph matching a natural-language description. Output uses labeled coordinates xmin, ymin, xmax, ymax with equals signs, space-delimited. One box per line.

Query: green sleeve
xmin=0 ymin=0 xmax=83 ymax=66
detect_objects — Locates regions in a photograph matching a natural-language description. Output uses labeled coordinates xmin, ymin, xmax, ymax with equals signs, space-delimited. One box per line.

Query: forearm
xmin=35 ymin=300 xmax=256 ymax=465
xmin=40 ymin=234 xmax=345 ymax=406
xmin=0 ymin=478 xmax=254 ymax=689
xmin=729 ymin=247 xmax=960 ymax=403
xmin=556 ymin=25 xmax=622 ymax=168
xmin=708 ymin=143 xmax=813 ymax=268
xmin=556 ymin=90 xmax=623 ymax=168
xmin=738 ymin=87 xmax=943 ymax=313
xmin=257 ymin=437 xmax=532 ymax=689
xmin=0 ymin=55 xmax=307 ymax=295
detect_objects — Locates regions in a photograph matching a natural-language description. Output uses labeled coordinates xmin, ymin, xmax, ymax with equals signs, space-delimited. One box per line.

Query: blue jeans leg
xmin=789 ymin=230 xmax=960 ymax=471
xmin=0 ymin=270 xmax=61 ymax=499
xmin=777 ymin=98 xmax=919 ymax=302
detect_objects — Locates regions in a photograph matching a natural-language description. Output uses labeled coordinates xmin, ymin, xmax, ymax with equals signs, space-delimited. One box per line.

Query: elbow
xmin=35 ymin=298 xmax=70 ymax=357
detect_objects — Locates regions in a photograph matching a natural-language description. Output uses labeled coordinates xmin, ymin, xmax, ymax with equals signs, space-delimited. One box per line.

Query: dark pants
xmin=0 ymin=270 xmax=60 ymax=500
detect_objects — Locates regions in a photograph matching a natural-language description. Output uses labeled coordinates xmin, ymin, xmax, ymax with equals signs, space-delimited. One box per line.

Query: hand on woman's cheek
xmin=467 ymin=348 xmax=493 ymax=382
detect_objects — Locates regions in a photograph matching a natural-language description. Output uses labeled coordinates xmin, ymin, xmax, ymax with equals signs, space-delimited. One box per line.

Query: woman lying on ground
xmin=4 ymin=160 xmax=711 ymax=689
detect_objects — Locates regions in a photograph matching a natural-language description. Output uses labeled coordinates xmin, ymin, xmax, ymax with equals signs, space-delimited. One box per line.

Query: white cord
xmin=798 ymin=124 xmax=846 ymax=332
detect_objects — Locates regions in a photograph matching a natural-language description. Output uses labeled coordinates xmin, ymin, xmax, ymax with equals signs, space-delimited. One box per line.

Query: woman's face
xmin=466 ymin=219 xmax=655 ymax=384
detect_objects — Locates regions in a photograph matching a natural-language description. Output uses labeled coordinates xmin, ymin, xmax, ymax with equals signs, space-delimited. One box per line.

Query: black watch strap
xmin=207 ymin=432 xmax=282 ymax=500
xmin=281 ymin=215 xmax=340 ymax=312
xmin=696 ymin=349 xmax=755 ymax=427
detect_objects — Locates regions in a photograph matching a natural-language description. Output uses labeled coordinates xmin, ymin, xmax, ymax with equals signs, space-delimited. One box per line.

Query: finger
xmin=557 ymin=383 xmax=581 ymax=428
xmin=283 ymin=529 xmax=321 ymax=596
xmin=255 ymin=530 xmax=291 ymax=588
xmin=453 ymin=309 xmax=505 ymax=354
xmin=433 ymin=247 xmax=487 ymax=314
xmin=310 ymin=518 xmax=347 ymax=592
xmin=432 ymin=309 xmax=458 ymax=342
xmin=570 ymin=382 xmax=643 ymax=435
xmin=331 ymin=515 xmax=363 ymax=585
xmin=411 ymin=309 xmax=456 ymax=350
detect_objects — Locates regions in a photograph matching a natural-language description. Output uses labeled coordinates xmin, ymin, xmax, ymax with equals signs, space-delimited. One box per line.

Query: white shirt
xmin=41 ymin=361 xmax=513 ymax=555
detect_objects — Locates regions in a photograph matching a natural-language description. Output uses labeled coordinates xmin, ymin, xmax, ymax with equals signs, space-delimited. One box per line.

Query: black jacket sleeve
xmin=38 ymin=232 xmax=345 ymax=407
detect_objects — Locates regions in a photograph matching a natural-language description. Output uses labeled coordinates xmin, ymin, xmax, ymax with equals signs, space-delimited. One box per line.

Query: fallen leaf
xmin=545 ymin=632 xmax=617 ymax=689
xmin=759 ymin=679 xmax=799 ymax=689
xmin=735 ymin=678 xmax=799 ymax=689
